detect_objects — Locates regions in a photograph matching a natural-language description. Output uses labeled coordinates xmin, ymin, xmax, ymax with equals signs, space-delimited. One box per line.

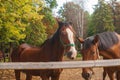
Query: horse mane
xmin=98 ymin=32 xmax=119 ymax=50
xmin=83 ymin=32 xmax=119 ymax=50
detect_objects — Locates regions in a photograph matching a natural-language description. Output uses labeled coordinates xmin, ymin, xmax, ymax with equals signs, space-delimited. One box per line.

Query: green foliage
xmin=57 ymin=7 xmax=65 ymax=19
xmin=87 ymin=0 xmax=115 ymax=36
xmin=44 ymin=0 xmax=57 ymax=9
xmin=77 ymin=53 xmax=82 ymax=58
xmin=25 ymin=20 xmax=47 ymax=46
xmin=41 ymin=7 xmax=55 ymax=27
xmin=87 ymin=18 xmax=96 ymax=36
xmin=41 ymin=0 xmax=57 ymax=28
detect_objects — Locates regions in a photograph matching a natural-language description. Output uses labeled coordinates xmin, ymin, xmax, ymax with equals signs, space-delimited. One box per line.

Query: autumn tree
xmin=41 ymin=0 xmax=58 ymax=37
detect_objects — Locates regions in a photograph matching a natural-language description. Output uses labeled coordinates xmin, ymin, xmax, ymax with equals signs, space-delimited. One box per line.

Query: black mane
xmin=83 ymin=32 xmax=119 ymax=50
xmin=98 ymin=32 xmax=119 ymax=50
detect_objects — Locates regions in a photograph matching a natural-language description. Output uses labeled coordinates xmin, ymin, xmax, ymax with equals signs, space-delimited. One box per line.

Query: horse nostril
xmin=86 ymin=73 xmax=90 ymax=78
xmin=82 ymin=73 xmax=90 ymax=79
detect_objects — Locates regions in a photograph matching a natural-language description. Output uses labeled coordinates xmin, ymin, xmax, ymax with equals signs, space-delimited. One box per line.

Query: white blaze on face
xmin=66 ymin=28 xmax=77 ymax=58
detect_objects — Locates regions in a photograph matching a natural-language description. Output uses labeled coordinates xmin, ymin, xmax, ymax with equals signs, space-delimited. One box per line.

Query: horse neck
xmin=99 ymin=49 xmax=120 ymax=59
xmin=41 ymin=37 xmax=65 ymax=61
xmin=99 ymin=50 xmax=113 ymax=59
xmin=98 ymin=41 xmax=120 ymax=59
xmin=98 ymin=44 xmax=114 ymax=59
xmin=51 ymin=38 xmax=65 ymax=61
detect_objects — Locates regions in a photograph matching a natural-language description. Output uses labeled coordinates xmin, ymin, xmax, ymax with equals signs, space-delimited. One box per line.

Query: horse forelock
xmin=98 ymin=32 xmax=119 ymax=50
xmin=83 ymin=36 xmax=94 ymax=49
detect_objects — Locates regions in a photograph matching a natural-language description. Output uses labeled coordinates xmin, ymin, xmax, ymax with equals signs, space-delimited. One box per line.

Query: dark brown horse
xmin=11 ymin=21 xmax=77 ymax=80
xmin=78 ymin=31 xmax=120 ymax=80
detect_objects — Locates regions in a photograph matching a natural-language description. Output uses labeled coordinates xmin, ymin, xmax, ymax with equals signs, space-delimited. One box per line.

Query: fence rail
xmin=0 ymin=59 xmax=120 ymax=69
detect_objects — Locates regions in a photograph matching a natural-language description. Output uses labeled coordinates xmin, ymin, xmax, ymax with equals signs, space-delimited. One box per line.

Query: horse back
xmin=100 ymin=32 xmax=120 ymax=58
xmin=11 ymin=43 xmax=32 ymax=62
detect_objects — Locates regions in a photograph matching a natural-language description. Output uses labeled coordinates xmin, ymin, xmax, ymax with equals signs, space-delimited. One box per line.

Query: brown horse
xmin=11 ymin=21 xmax=77 ymax=80
xmin=78 ymin=31 xmax=120 ymax=80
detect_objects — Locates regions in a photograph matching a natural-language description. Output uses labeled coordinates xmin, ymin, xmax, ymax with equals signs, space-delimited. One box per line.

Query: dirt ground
xmin=0 ymin=68 xmax=109 ymax=80
xmin=0 ymin=57 xmax=110 ymax=80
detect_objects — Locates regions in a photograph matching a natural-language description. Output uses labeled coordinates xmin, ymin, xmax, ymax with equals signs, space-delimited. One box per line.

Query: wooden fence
xmin=0 ymin=59 xmax=120 ymax=69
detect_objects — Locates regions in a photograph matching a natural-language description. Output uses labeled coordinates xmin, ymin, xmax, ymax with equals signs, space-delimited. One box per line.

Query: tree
xmin=44 ymin=0 xmax=57 ymax=9
xmin=25 ymin=0 xmax=58 ymax=45
xmin=58 ymin=1 xmax=89 ymax=51
xmin=88 ymin=0 xmax=114 ymax=36
xmin=109 ymin=0 xmax=120 ymax=33
xmin=58 ymin=2 xmax=88 ymax=38
xmin=41 ymin=0 xmax=58 ymax=37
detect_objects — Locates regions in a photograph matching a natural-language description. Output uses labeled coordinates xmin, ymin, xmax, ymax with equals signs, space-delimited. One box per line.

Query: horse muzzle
xmin=66 ymin=51 xmax=77 ymax=59
xmin=82 ymin=72 xmax=92 ymax=80
xmin=82 ymin=69 xmax=94 ymax=80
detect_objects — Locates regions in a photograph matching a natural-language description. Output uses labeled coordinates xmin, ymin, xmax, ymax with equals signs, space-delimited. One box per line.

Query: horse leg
xmin=103 ymin=67 xmax=107 ymax=80
xmin=26 ymin=74 xmax=32 ymax=80
xmin=14 ymin=70 xmax=21 ymax=80
xmin=107 ymin=71 xmax=115 ymax=80
xmin=51 ymin=74 xmax=60 ymax=80
xmin=103 ymin=70 xmax=107 ymax=80
xmin=41 ymin=76 xmax=49 ymax=80
xmin=116 ymin=71 xmax=120 ymax=80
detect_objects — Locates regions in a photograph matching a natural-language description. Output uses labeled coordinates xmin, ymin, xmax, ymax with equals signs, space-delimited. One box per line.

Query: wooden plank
xmin=0 ymin=59 xmax=120 ymax=69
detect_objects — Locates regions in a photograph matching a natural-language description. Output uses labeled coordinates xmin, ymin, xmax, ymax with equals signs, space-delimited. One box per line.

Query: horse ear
xmin=56 ymin=18 xmax=63 ymax=27
xmin=78 ymin=38 xmax=84 ymax=43
xmin=93 ymin=35 xmax=99 ymax=44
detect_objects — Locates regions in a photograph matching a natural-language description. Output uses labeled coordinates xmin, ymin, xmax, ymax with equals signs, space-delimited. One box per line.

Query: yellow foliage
xmin=0 ymin=7 xmax=6 ymax=13
xmin=0 ymin=0 xmax=46 ymax=43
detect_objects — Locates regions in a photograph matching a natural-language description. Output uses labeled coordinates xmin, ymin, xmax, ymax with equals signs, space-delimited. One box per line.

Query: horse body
xmin=20 ymin=39 xmax=64 ymax=62
xmin=11 ymin=21 xmax=77 ymax=80
xmin=11 ymin=43 xmax=33 ymax=62
xmin=99 ymin=33 xmax=120 ymax=80
xmin=79 ymin=32 xmax=120 ymax=80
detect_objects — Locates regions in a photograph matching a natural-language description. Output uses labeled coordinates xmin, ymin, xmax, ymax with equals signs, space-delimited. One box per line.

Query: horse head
xmin=58 ymin=21 xmax=77 ymax=59
xmin=78 ymin=35 xmax=100 ymax=80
